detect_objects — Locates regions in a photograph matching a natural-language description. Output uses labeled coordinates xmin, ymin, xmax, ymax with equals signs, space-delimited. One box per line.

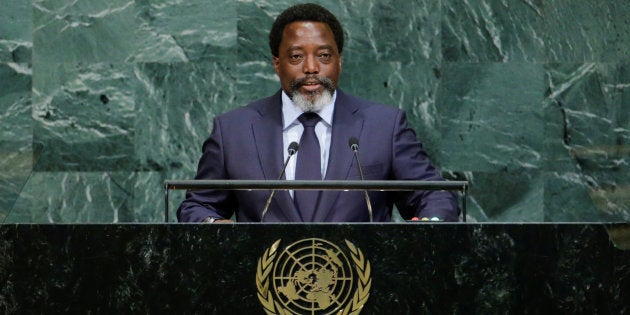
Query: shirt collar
xmin=281 ymin=90 xmax=336 ymax=130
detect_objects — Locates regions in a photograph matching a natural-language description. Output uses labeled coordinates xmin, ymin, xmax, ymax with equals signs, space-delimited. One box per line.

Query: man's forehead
xmin=283 ymin=21 xmax=334 ymax=42
xmin=284 ymin=21 xmax=333 ymax=35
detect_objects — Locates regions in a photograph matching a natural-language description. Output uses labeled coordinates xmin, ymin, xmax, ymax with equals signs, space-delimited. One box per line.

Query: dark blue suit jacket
xmin=177 ymin=90 xmax=460 ymax=222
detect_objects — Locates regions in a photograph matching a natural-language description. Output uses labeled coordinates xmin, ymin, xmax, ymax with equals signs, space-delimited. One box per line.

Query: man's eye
xmin=290 ymin=55 xmax=303 ymax=60
xmin=319 ymin=53 xmax=332 ymax=61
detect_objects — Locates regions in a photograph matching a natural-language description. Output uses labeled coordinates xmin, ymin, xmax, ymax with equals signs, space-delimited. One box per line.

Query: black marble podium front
xmin=1 ymin=223 xmax=628 ymax=314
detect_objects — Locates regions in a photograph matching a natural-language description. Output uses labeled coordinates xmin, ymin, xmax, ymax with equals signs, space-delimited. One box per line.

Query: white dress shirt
xmin=281 ymin=90 xmax=336 ymax=190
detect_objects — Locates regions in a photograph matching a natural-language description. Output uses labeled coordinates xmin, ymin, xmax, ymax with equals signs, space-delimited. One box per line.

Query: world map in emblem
xmin=256 ymin=238 xmax=371 ymax=314
xmin=273 ymin=238 xmax=355 ymax=314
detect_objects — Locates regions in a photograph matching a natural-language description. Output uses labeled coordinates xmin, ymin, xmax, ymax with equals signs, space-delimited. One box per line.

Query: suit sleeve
xmin=390 ymin=110 xmax=461 ymax=222
xmin=176 ymin=117 xmax=238 ymax=222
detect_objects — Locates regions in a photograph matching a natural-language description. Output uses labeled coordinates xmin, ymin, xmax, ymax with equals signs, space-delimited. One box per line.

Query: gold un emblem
xmin=256 ymin=238 xmax=372 ymax=314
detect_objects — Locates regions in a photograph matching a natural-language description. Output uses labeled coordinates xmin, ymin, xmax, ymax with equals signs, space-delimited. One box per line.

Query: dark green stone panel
xmin=544 ymin=0 xmax=630 ymax=62
xmin=134 ymin=0 xmax=237 ymax=62
xmin=0 ymin=0 xmax=628 ymax=222
xmin=340 ymin=61 xmax=444 ymax=160
xmin=0 ymin=1 xmax=32 ymax=62
xmin=33 ymin=0 xmax=141 ymax=63
xmin=442 ymin=0 xmax=545 ymax=62
xmin=436 ymin=62 xmax=544 ymax=172
xmin=32 ymin=62 xmax=136 ymax=171
xmin=543 ymin=63 xmax=630 ymax=221
xmin=134 ymin=61 xmax=237 ymax=174
xmin=6 ymin=172 xmax=136 ymax=223
xmin=0 ymin=63 xmax=32 ymax=221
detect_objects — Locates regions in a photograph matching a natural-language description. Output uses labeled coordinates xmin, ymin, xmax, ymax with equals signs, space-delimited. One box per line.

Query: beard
xmin=289 ymin=75 xmax=336 ymax=112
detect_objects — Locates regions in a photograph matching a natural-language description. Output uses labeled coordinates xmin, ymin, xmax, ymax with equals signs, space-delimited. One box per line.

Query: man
xmin=177 ymin=3 xmax=459 ymax=223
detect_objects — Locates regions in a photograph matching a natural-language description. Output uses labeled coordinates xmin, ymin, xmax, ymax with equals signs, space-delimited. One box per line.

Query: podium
xmin=1 ymin=223 xmax=628 ymax=313
xmin=164 ymin=179 xmax=470 ymax=222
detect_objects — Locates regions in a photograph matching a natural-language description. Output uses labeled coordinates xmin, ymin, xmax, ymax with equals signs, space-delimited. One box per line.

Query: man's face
xmin=273 ymin=21 xmax=342 ymax=104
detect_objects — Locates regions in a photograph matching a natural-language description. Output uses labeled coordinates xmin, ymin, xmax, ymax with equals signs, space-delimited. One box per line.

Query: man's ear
xmin=272 ymin=56 xmax=280 ymax=74
xmin=338 ymin=55 xmax=342 ymax=74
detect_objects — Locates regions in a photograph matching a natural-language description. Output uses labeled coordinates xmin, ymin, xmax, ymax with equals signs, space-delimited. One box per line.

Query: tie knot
xmin=298 ymin=112 xmax=321 ymax=128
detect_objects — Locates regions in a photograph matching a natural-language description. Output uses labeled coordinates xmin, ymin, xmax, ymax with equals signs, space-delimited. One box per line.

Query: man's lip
xmin=301 ymin=83 xmax=322 ymax=92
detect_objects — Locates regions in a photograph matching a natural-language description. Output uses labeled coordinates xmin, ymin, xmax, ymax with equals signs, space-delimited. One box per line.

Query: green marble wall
xmin=0 ymin=0 xmax=628 ymax=223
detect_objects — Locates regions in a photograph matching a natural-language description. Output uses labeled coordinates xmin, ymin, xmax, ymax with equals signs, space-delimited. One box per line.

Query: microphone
xmin=261 ymin=142 xmax=299 ymax=222
xmin=348 ymin=137 xmax=373 ymax=222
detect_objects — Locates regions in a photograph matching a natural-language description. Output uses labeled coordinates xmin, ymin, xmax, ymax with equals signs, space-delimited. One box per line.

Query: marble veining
xmin=0 ymin=224 xmax=628 ymax=313
xmin=0 ymin=0 xmax=628 ymax=222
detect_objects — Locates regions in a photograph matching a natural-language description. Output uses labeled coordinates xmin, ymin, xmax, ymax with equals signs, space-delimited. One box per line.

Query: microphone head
xmin=348 ymin=137 xmax=359 ymax=151
xmin=288 ymin=141 xmax=299 ymax=155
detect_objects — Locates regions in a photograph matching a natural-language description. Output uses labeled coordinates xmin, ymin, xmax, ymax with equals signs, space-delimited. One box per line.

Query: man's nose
xmin=303 ymin=55 xmax=319 ymax=74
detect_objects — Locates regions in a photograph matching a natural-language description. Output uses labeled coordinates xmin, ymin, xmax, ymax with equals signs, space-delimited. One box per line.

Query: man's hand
xmin=201 ymin=217 xmax=233 ymax=223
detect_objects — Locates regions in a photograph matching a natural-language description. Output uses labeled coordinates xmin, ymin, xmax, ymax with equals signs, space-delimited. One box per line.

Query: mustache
xmin=289 ymin=75 xmax=336 ymax=93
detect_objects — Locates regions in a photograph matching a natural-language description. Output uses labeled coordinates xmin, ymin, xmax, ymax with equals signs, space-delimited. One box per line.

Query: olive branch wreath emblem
xmin=256 ymin=239 xmax=371 ymax=315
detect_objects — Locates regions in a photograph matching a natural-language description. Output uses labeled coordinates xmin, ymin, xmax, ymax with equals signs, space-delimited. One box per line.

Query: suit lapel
xmin=252 ymin=105 xmax=282 ymax=181
xmin=252 ymin=92 xmax=303 ymax=222
xmin=313 ymin=91 xmax=364 ymax=221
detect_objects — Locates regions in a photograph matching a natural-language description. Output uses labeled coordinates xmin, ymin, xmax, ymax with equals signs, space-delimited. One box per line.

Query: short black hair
xmin=269 ymin=3 xmax=344 ymax=57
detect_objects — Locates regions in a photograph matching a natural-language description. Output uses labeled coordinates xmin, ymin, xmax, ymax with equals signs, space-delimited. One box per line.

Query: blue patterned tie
xmin=294 ymin=112 xmax=322 ymax=221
